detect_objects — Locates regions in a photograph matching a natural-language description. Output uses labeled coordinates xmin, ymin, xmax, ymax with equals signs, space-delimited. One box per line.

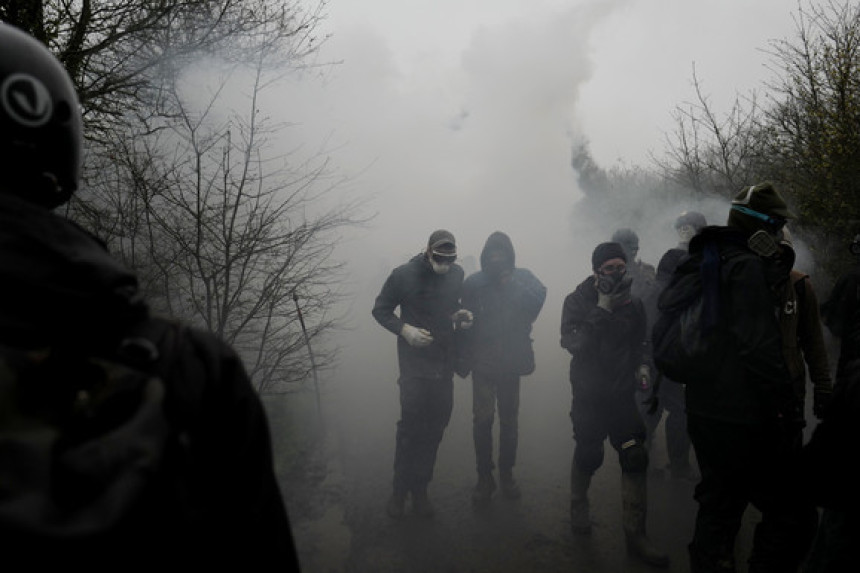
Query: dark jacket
xmin=0 ymin=194 xmax=297 ymax=569
xmin=372 ymin=253 xmax=464 ymax=379
xmin=560 ymin=275 xmax=648 ymax=401
xmin=777 ymin=270 xmax=832 ymax=409
xmin=656 ymin=246 xmax=688 ymax=289
xmin=821 ymin=266 xmax=860 ymax=377
xmin=680 ymin=226 xmax=793 ymax=424
xmin=460 ymin=232 xmax=546 ymax=376
xmin=803 ymin=358 xmax=860 ymax=509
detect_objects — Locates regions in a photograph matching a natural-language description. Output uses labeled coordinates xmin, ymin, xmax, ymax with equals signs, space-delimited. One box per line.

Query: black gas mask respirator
xmin=596 ymin=269 xmax=632 ymax=295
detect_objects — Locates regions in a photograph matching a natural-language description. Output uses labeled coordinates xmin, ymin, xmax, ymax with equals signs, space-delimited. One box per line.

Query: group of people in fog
xmin=4 ymin=21 xmax=860 ymax=573
xmin=373 ymin=181 xmax=858 ymax=572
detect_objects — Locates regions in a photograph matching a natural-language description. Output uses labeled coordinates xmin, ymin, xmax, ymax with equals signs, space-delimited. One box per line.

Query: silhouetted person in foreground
xmin=460 ymin=231 xmax=546 ymax=506
xmin=658 ymin=183 xmax=816 ymax=572
xmin=372 ymin=230 xmax=472 ymax=518
xmin=561 ymin=242 xmax=669 ymax=568
xmin=0 ymin=24 xmax=298 ymax=570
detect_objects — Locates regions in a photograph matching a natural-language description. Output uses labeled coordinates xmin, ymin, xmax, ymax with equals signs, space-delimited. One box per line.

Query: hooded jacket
xmin=677 ymin=225 xmax=794 ymax=424
xmin=0 ymin=194 xmax=297 ymax=569
xmin=560 ymin=273 xmax=648 ymax=401
xmin=372 ymin=252 xmax=464 ymax=379
xmin=460 ymin=232 xmax=546 ymax=376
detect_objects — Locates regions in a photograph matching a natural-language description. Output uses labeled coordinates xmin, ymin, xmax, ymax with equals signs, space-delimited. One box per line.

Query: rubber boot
xmin=569 ymin=464 xmax=592 ymax=534
xmin=411 ymin=486 xmax=435 ymax=518
xmin=622 ymin=472 xmax=669 ymax=568
xmin=472 ymin=472 xmax=496 ymax=506
xmin=499 ymin=469 xmax=521 ymax=500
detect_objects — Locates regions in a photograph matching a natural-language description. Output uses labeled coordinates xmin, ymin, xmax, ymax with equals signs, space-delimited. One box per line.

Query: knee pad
xmin=619 ymin=439 xmax=649 ymax=473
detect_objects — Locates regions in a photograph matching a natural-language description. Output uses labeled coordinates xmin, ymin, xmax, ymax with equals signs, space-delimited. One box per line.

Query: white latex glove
xmin=400 ymin=323 xmax=433 ymax=347
xmin=452 ymin=309 xmax=474 ymax=330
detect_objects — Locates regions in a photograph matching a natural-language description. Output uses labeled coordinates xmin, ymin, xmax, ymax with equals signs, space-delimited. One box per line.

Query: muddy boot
xmin=499 ymin=469 xmax=521 ymax=500
xmin=386 ymin=486 xmax=407 ymax=519
xmin=472 ymin=472 xmax=496 ymax=506
xmin=411 ymin=486 xmax=435 ymax=518
xmin=622 ymin=472 xmax=669 ymax=568
xmin=569 ymin=465 xmax=592 ymax=535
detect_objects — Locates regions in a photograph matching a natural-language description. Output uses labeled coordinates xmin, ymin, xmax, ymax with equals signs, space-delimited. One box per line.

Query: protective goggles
xmin=730 ymin=204 xmax=787 ymax=231
xmin=431 ymin=250 xmax=457 ymax=264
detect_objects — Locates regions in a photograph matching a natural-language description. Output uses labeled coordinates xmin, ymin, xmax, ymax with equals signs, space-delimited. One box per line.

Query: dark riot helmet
xmin=0 ymin=23 xmax=82 ymax=208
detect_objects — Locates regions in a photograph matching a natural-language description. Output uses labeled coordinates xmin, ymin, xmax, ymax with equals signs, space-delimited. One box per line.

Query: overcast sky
xmin=275 ymin=0 xmax=803 ymax=343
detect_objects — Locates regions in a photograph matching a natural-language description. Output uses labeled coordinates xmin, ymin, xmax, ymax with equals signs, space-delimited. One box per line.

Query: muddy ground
xmin=265 ymin=322 xmax=791 ymax=573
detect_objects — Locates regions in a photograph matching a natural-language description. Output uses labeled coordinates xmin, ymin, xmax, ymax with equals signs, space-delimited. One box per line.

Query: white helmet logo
xmin=1 ymin=73 xmax=53 ymax=127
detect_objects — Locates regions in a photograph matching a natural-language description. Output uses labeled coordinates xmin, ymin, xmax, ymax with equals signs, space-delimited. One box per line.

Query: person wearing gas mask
xmin=679 ymin=183 xmax=817 ymax=573
xmin=560 ymin=242 xmax=669 ymax=568
xmin=460 ymin=231 xmax=547 ymax=506
xmin=611 ymin=229 xmax=662 ymax=448
xmin=764 ymin=227 xmax=832 ymax=450
xmin=372 ymin=230 xmax=473 ymax=519
xmin=612 ymin=227 xmax=659 ymax=321
xmin=645 ymin=211 xmax=709 ymax=481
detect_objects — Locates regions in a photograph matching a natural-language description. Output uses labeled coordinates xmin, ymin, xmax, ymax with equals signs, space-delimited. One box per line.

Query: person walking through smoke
xmin=460 ymin=231 xmax=546 ymax=506
xmin=648 ymin=211 xmax=709 ymax=480
xmin=803 ymin=231 xmax=860 ymax=572
xmin=372 ymin=230 xmax=473 ymax=518
xmin=611 ymin=228 xmax=665 ymax=462
xmin=0 ymin=23 xmax=299 ymax=570
xmin=656 ymin=183 xmax=817 ymax=572
xmin=560 ymin=241 xmax=669 ymax=568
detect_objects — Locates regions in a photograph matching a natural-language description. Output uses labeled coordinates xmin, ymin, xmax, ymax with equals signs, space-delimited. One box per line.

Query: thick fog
xmin=271 ymin=0 xmax=807 ymax=389
xmin=267 ymin=1 xmax=810 ymax=569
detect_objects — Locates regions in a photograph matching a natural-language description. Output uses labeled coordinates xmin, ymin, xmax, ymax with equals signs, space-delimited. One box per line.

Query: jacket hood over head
xmin=480 ymin=231 xmax=515 ymax=272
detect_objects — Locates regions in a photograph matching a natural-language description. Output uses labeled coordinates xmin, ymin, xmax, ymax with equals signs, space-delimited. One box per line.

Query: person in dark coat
xmin=460 ymin=231 xmax=546 ymax=505
xmin=560 ymin=241 xmax=668 ymax=568
xmin=671 ymin=183 xmax=817 ymax=573
xmin=820 ymin=233 xmax=860 ymax=383
xmin=767 ymin=228 xmax=832 ymax=449
xmin=372 ymin=229 xmax=472 ymax=518
xmin=803 ymin=233 xmax=860 ymax=572
xmin=0 ymin=24 xmax=298 ymax=570
xmin=648 ymin=211 xmax=708 ymax=480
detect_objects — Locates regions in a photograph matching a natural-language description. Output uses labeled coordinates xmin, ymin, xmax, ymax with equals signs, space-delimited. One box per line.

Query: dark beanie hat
xmin=592 ymin=241 xmax=627 ymax=270
xmin=427 ymin=229 xmax=456 ymax=254
xmin=728 ymin=182 xmax=795 ymax=234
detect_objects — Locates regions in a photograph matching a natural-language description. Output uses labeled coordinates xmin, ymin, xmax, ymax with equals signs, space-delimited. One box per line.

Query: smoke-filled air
xmin=270 ymin=0 xmax=830 ymax=571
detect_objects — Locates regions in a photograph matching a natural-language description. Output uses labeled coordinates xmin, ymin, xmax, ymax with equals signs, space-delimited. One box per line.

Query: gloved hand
xmin=400 ymin=323 xmax=433 ymax=347
xmin=452 ymin=309 xmax=474 ymax=330
xmin=813 ymin=389 xmax=832 ymax=419
xmin=636 ymin=364 xmax=651 ymax=391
